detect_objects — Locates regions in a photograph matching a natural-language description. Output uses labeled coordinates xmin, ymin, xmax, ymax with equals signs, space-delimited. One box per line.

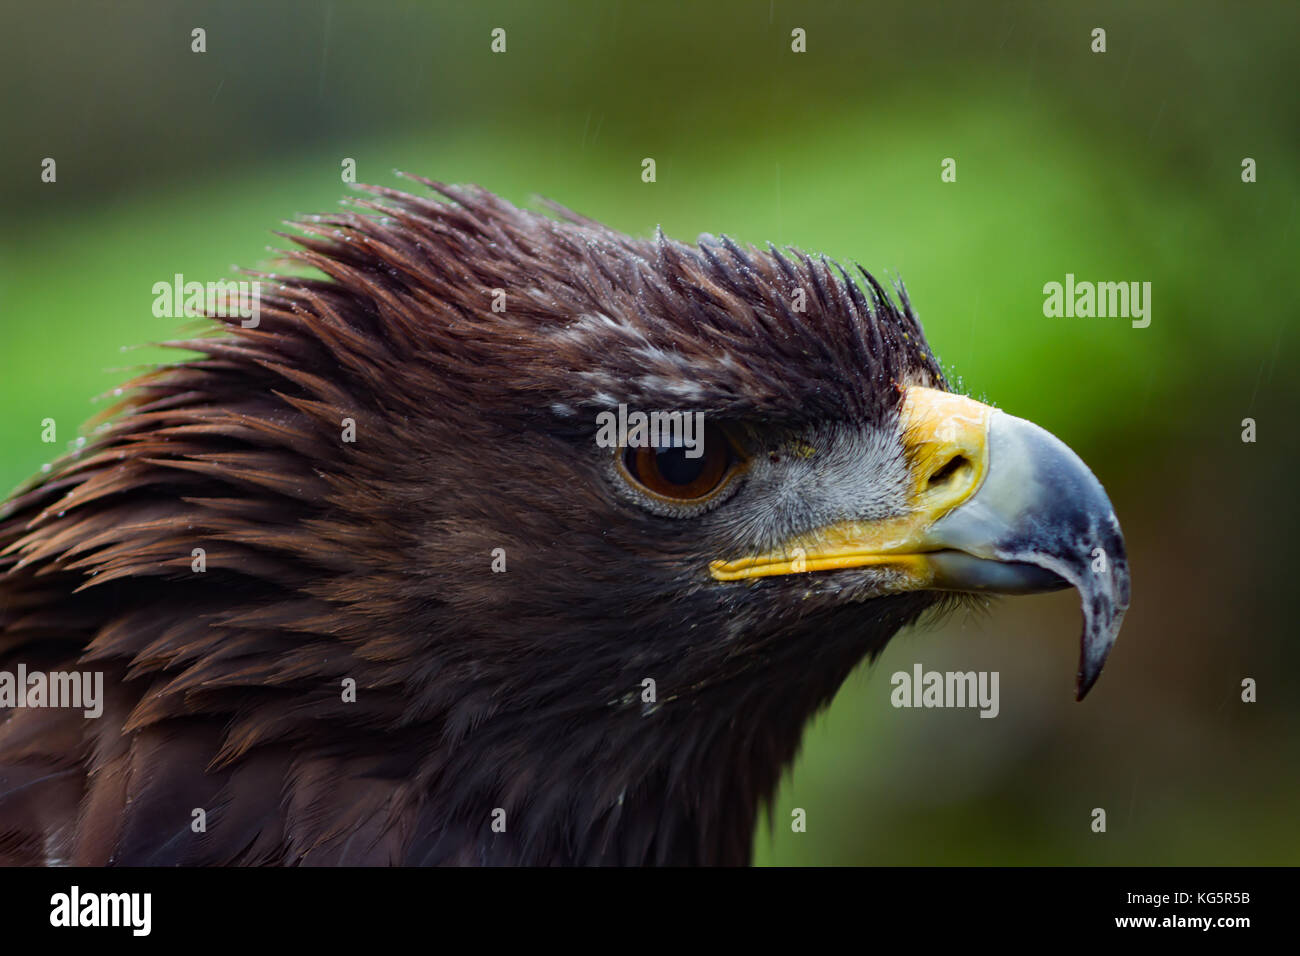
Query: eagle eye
xmin=617 ymin=423 xmax=741 ymax=506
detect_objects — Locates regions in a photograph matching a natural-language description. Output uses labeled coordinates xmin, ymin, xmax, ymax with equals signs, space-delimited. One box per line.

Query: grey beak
xmin=925 ymin=409 xmax=1131 ymax=699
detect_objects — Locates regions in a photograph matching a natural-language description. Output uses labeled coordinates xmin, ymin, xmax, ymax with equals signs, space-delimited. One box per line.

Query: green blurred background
xmin=1 ymin=1 xmax=1296 ymax=863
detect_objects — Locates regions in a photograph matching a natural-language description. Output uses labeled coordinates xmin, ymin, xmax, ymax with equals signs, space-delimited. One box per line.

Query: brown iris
xmin=621 ymin=423 xmax=736 ymax=502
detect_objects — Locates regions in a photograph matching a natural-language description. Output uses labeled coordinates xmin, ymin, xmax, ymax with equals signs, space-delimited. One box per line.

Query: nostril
xmin=929 ymin=454 xmax=968 ymax=486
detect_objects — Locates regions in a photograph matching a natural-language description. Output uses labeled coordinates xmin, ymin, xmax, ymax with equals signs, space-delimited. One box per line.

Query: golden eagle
xmin=0 ymin=180 xmax=1129 ymax=865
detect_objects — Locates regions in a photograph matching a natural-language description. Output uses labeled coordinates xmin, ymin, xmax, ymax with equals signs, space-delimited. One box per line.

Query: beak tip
xmin=1075 ymin=669 xmax=1100 ymax=702
xmin=1075 ymin=595 xmax=1126 ymax=702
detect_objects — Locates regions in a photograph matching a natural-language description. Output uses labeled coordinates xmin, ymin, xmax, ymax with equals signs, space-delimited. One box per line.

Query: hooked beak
xmin=709 ymin=387 xmax=1130 ymax=699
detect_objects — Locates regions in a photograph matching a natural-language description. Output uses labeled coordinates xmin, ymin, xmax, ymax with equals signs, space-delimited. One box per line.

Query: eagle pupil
xmin=655 ymin=447 xmax=703 ymax=486
xmin=620 ymin=425 xmax=735 ymax=503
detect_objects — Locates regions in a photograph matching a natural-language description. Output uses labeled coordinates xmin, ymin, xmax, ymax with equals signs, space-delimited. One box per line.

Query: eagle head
xmin=0 ymin=179 xmax=1129 ymax=865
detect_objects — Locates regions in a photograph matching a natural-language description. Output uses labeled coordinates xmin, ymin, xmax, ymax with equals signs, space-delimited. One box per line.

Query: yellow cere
xmin=709 ymin=388 xmax=993 ymax=582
